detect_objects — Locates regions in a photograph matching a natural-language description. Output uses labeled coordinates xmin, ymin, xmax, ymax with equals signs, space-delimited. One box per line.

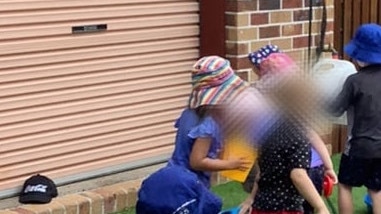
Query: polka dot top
xmin=253 ymin=119 xmax=311 ymax=212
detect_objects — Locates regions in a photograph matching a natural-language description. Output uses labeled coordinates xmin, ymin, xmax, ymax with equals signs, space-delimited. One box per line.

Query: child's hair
xmin=195 ymin=105 xmax=223 ymax=121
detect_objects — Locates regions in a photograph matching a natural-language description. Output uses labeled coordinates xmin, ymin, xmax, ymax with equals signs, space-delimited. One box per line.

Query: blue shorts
xmin=338 ymin=154 xmax=381 ymax=191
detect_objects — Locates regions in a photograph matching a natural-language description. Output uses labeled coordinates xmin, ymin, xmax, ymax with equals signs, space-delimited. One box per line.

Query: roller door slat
xmin=0 ymin=26 xmax=199 ymax=55
xmin=0 ymin=134 xmax=175 ymax=181
xmin=1 ymin=85 xmax=189 ymax=125
xmin=0 ymin=38 xmax=198 ymax=69
xmin=0 ymin=3 xmax=198 ymax=26
xmin=1 ymin=123 xmax=174 ymax=166
xmin=0 ymin=0 xmax=194 ymax=12
xmin=1 ymin=98 xmax=186 ymax=139
xmin=0 ymin=14 xmax=199 ymax=40
xmin=0 ymin=110 xmax=181 ymax=153
xmin=0 ymin=49 xmax=198 ymax=83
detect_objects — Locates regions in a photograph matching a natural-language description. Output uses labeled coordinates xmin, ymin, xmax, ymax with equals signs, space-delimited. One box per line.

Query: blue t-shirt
xmin=168 ymin=108 xmax=222 ymax=188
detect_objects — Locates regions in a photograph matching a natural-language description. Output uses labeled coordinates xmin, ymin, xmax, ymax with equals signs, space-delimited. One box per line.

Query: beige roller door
xmin=0 ymin=0 xmax=199 ymax=197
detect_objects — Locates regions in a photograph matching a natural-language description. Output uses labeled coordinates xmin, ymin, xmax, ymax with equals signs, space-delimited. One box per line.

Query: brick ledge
xmin=0 ymin=179 xmax=142 ymax=214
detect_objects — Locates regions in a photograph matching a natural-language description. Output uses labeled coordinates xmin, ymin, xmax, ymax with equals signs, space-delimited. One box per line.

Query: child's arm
xmin=308 ymin=130 xmax=338 ymax=183
xmin=291 ymin=168 xmax=330 ymax=214
xmin=328 ymin=77 xmax=355 ymax=117
xmin=189 ymin=137 xmax=250 ymax=171
xmin=239 ymin=165 xmax=260 ymax=214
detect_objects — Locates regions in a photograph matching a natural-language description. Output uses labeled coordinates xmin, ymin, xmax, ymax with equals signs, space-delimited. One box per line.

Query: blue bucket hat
xmin=344 ymin=23 xmax=381 ymax=64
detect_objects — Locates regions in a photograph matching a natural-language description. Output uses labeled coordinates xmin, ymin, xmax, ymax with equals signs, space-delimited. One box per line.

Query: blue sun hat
xmin=344 ymin=23 xmax=381 ymax=64
xmin=248 ymin=44 xmax=281 ymax=68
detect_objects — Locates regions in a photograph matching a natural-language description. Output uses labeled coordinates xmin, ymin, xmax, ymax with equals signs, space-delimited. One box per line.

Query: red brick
xmin=10 ymin=208 xmax=35 ymax=214
xmin=293 ymin=9 xmax=310 ymax=21
xmin=293 ymin=36 xmax=310 ymax=48
xmin=0 ymin=211 xmax=18 ymax=214
xmin=327 ymin=21 xmax=334 ymax=32
xmin=314 ymin=33 xmax=334 ymax=48
xmin=259 ymin=0 xmax=280 ymax=10
xmin=236 ymin=71 xmax=249 ymax=81
xmin=226 ymin=0 xmax=258 ymax=12
xmin=93 ymin=189 xmax=115 ymax=214
xmin=259 ymin=26 xmax=280 ymax=38
xmin=80 ymin=192 xmax=103 ymax=214
xmin=305 ymin=0 xmax=322 ymax=7
xmin=126 ymin=188 xmax=138 ymax=208
xmin=226 ymin=13 xmax=235 ymax=26
xmin=226 ymin=42 xmax=249 ymax=55
xmin=283 ymin=0 xmax=303 ymax=8
xmin=251 ymin=13 xmax=269 ymax=25
xmin=228 ymin=57 xmax=253 ymax=70
xmin=282 ymin=24 xmax=303 ymax=36
xmin=114 ymin=189 xmax=128 ymax=212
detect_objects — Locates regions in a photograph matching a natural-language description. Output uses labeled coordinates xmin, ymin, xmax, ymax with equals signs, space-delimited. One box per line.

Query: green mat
xmin=116 ymin=154 xmax=368 ymax=214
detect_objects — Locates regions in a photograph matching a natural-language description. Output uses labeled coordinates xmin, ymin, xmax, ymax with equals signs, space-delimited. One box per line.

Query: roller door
xmin=0 ymin=0 xmax=199 ymax=197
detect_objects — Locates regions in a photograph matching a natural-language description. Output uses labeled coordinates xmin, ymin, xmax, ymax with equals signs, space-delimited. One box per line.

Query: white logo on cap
xmin=24 ymin=184 xmax=48 ymax=193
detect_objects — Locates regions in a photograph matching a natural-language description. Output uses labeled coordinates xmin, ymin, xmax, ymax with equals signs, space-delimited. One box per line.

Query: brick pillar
xmin=225 ymin=0 xmax=334 ymax=83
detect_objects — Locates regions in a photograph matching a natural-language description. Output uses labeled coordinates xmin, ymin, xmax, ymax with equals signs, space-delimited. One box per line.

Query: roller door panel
xmin=0 ymin=0 xmax=199 ymax=196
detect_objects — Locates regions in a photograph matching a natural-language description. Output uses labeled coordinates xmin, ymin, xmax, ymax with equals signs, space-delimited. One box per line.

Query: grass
xmin=116 ymin=154 xmax=369 ymax=214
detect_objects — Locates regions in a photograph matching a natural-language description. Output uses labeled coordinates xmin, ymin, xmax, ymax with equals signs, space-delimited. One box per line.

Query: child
xmin=240 ymin=47 xmax=336 ymax=214
xmin=329 ymin=23 xmax=381 ymax=214
xmin=137 ymin=56 xmax=250 ymax=213
xmin=247 ymin=64 xmax=330 ymax=214
xmin=168 ymin=55 xmax=251 ymax=188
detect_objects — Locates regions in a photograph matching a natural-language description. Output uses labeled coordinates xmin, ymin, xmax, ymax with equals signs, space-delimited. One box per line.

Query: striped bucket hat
xmin=189 ymin=56 xmax=248 ymax=109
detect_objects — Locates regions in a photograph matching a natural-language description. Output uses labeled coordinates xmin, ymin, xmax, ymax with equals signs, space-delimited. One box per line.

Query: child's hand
xmin=239 ymin=197 xmax=253 ymax=214
xmin=325 ymin=168 xmax=338 ymax=184
xmin=227 ymin=157 xmax=251 ymax=171
xmin=316 ymin=207 xmax=330 ymax=214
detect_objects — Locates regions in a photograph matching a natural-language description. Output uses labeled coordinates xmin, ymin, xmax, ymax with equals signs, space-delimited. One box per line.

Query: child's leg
xmin=337 ymin=154 xmax=364 ymax=214
xmin=303 ymin=166 xmax=324 ymax=214
xmin=366 ymin=159 xmax=381 ymax=214
xmin=338 ymin=183 xmax=353 ymax=214
xmin=369 ymin=189 xmax=381 ymax=214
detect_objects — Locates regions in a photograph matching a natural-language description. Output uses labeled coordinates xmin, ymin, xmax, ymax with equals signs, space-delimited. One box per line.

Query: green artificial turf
xmin=116 ymin=154 xmax=369 ymax=214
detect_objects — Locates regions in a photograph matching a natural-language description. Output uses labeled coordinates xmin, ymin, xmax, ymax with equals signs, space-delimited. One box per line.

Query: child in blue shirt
xmin=137 ymin=56 xmax=250 ymax=214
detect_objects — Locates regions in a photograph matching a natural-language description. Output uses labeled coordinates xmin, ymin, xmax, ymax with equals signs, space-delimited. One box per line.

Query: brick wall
xmin=226 ymin=0 xmax=334 ymax=82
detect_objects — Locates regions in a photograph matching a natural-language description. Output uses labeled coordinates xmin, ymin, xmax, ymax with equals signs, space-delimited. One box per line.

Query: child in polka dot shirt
xmin=239 ymin=47 xmax=333 ymax=214
xmin=249 ymin=69 xmax=329 ymax=214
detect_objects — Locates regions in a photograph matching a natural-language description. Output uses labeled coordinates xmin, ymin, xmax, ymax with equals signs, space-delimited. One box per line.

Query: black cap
xmin=19 ymin=174 xmax=58 ymax=204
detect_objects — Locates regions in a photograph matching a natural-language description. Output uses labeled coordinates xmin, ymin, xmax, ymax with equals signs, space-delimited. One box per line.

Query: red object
xmin=323 ymin=175 xmax=334 ymax=197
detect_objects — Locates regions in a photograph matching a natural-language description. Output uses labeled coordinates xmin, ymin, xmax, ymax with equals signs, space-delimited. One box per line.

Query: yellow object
xmin=220 ymin=135 xmax=258 ymax=182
